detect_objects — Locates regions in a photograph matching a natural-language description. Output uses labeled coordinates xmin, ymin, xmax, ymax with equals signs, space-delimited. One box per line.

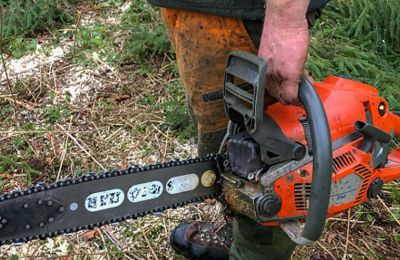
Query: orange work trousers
xmin=161 ymin=8 xmax=257 ymax=134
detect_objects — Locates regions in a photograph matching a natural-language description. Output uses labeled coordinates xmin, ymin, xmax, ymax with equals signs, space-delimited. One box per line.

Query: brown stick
xmin=377 ymin=195 xmax=400 ymax=225
xmin=342 ymin=210 xmax=351 ymax=260
xmin=316 ymin=241 xmax=338 ymax=260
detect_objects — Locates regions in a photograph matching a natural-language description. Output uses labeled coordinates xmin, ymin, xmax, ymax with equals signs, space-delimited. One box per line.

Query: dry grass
xmin=0 ymin=1 xmax=399 ymax=259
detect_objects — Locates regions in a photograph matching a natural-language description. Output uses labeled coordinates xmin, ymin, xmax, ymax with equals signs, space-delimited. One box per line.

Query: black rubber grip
xmin=298 ymin=78 xmax=333 ymax=242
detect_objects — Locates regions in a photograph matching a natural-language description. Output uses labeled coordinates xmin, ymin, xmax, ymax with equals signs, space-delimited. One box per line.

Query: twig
xmin=0 ymin=6 xmax=13 ymax=96
xmin=2 ymin=96 xmax=36 ymax=110
xmin=337 ymin=233 xmax=372 ymax=259
xmin=56 ymin=124 xmax=106 ymax=171
xmin=359 ymin=238 xmax=374 ymax=256
xmin=377 ymin=195 xmax=400 ymax=225
xmin=316 ymin=241 xmax=337 ymax=260
xmin=91 ymin=53 xmax=122 ymax=82
xmin=142 ymin=231 xmax=159 ymax=260
xmin=57 ymin=119 xmax=72 ymax=180
xmin=151 ymin=123 xmax=173 ymax=141
xmin=0 ymin=128 xmax=105 ymax=135
xmin=24 ymin=136 xmax=40 ymax=158
xmin=328 ymin=217 xmax=365 ymax=224
xmin=76 ymin=231 xmax=81 ymax=260
xmin=96 ymin=228 xmax=111 ymax=260
xmin=342 ymin=210 xmax=351 ymax=260
xmin=104 ymin=127 xmax=123 ymax=142
xmin=72 ymin=11 xmax=83 ymax=59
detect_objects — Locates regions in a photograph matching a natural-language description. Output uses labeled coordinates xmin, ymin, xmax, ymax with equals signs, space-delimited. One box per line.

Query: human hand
xmin=258 ymin=1 xmax=310 ymax=105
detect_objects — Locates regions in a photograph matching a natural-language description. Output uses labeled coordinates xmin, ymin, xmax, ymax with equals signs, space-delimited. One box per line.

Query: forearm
xmin=258 ymin=0 xmax=310 ymax=105
xmin=266 ymin=0 xmax=310 ymax=27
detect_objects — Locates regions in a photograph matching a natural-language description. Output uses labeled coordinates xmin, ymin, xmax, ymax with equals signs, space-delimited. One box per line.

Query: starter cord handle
xmin=296 ymin=77 xmax=333 ymax=244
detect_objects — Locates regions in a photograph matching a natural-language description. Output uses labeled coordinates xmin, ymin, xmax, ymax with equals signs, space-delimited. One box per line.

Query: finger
xmin=303 ymin=69 xmax=314 ymax=82
xmin=278 ymin=81 xmax=301 ymax=106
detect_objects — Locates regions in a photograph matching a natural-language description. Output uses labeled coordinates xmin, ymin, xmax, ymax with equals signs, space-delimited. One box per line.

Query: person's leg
xmin=161 ymin=8 xmax=257 ymax=156
xmin=230 ymin=215 xmax=296 ymax=260
xmin=161 ymin=8 xmax=297 ymax=259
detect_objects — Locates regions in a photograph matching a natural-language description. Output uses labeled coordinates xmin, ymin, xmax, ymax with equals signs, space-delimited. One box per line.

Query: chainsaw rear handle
xmin=224 ymin=51 xmax=333 ymax=245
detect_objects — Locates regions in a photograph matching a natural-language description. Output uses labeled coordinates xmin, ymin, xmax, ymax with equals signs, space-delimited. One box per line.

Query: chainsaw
xmin=1 ymin=51 xmax=399 ymax=247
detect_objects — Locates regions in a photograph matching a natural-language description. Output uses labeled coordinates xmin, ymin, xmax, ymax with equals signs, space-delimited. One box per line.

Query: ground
xmin=0 ymin=0 xmax=399 ymax=259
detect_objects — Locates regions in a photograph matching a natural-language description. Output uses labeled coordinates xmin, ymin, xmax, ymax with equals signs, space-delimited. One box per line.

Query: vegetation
xmin=0 ymin=0 xmax=76 ymax=58
xmin=118 ymin=0 xmax=172 ymax=60
xmin=308 ymin=0 xmax=400 ymax=108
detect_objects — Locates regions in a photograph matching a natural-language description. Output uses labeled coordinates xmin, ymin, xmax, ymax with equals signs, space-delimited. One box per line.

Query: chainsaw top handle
xmin=224 ymin=51 xmax=333 ymax=245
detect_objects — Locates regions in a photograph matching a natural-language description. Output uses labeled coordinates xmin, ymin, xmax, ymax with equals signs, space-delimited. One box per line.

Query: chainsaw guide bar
xmin=0 ymin=155 xmax=221 ymax=246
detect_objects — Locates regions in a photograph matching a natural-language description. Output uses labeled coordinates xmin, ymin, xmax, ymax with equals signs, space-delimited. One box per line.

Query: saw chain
xmin=0 ymin=155 xmax=222 ymax=246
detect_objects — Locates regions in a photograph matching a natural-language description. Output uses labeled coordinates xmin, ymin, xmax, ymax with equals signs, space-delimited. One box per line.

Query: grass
xmin=71 ymin=0 xmax=172 ymax=65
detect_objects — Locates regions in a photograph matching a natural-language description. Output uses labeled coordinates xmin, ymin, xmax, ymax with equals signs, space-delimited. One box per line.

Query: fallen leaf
xmin=60 ymin=256 xmax=73 ymax=260
xmin=45 ymin=156 xmax=53 ymax=165
xmin=46 ymin=133 xmax=56 ymax=144
xmin=80 ymin=229 xmax=98 ymax=240
xmin=205 ymin=199 xmax=216 ymax=205
xmin=121 ymin=156 xmax=128 ymax=170
xmin=0 ymin=173 xmax=10 ymax=179
xmin=31 ymin=140 xmax=42 ymax=154
xmin=110 ymin=93 xmax=130 ymax=102
xmin=327 ymin=232 xmax=337 ymax=244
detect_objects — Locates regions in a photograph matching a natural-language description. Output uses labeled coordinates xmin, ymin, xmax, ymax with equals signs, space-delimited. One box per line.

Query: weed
xmin=97 ymin=98 xmax=114 ymax=113
xmin=0 ymin=103 xmax=14 ymax=117
xmin=95 ymin=0 xmax=125 ymax=9
xmin=45 ymin=106 xmax=64 ymax=122
xmin=131 ymin=124 xmax=147 ymax=135
xmin=161 ymin=81 xmax=196 ymax=140
xmin=137 ymin=94 xmax=157 ymax=106
xmin=396 ymin=233 xmax=400 ymax=242
xmin=45 ymin=103 xmax=71 ymax=123
xmin=118 ymin=0 xmax=172 ymax=61
xmin=7 ymin=38 xmax=37 ymax=59
xmin=73 ymin=23 xmax=110 ymax=64
xmin=0 ymin=153 xmax=41 ymax=185
xmin=44 ymin=92 xmax=72 ymax=122
xmin=0 ymin=0 xmax=76 ymax=56
xmin=162 ymin=101 xmax=192 ymax=131
xmin=13 ymin=136 xmax=26 ymax=149
xmin=6 ymin=255 xmax=18 ymax=260
xmin=137 ymin=63 xmax=154 ymax=76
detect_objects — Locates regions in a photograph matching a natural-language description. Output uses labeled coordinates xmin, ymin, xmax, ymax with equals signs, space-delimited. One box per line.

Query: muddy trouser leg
xmin=161 ymin=8 xmax=258 ymax=156
xmin=161 ymin=8 xmax=296 ymax=259
xmin=185 ymin=94 xmax=225 ymax=156
xmin=230 ymin=215 xmax=296 ymax=260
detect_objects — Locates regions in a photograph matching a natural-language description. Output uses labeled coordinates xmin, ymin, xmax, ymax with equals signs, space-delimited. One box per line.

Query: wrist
xmin=259 ymin=15 xmax=309 ymax=59
xmin=266 ymin=0 xmax=309 ymax=28
xmin=266 ymin=9 xmax=308 ymax=29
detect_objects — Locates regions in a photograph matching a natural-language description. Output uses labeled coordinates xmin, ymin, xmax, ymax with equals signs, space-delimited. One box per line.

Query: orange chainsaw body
xmin=264 ymin=76 xmax=400 ymax=224
xmin=222 ymin=51 xmax=400 ymax=242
